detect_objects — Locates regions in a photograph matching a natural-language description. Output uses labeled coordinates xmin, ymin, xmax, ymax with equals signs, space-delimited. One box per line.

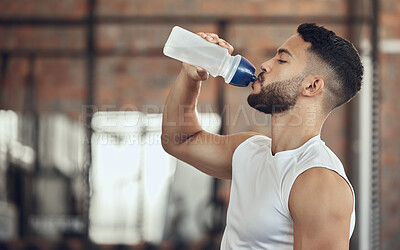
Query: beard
xmin=247 ymin=73 xmax=305 ymax=114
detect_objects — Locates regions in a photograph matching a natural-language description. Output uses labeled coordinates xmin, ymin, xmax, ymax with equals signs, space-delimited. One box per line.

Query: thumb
xmin=196 ymin=67 xmax=209 ymax=80
xmin=197 ymin=67 xmax=207 ymax=77
xmin=196 ymin=67 xmax=207 ymax=76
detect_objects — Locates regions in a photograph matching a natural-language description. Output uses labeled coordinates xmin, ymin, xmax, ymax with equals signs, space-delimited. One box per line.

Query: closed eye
xmin=277 ymin=59 xmax=287 ymax=64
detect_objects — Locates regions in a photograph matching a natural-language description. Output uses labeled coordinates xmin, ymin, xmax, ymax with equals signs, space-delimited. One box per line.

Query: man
xmin=161 ymin=23 xmax=363 ymax=249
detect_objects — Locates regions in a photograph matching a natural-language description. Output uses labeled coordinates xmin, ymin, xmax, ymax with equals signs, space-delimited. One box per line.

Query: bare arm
xmin=161 ymin=32 xmax=259 ymax=180
xmin=289 ymin=168 xmax=354 ymax=250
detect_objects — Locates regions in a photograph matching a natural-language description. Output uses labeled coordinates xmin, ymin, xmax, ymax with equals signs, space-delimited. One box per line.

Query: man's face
xmin=248 ymin=34 xmax=310 ymax=114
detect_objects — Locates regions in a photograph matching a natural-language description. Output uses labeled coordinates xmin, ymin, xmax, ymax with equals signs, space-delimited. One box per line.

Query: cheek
xmin=273 ymin=64 xmax=301 ymax=80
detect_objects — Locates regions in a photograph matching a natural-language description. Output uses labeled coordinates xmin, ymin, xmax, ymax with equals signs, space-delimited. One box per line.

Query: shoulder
xmin=228 ymin=132 xmax=266 ymax=152
xmin=289 ymin=167 xmax=353 ymax=248
xmin=289 ymin=167 xmax=353 ymax=230
xmin=227 ymin=132 xmax=267 ymax=164
xmin=297 ymin=137 xmax=344 ymax=172
xmin=289 ymin=167 xmax=353 ymax=215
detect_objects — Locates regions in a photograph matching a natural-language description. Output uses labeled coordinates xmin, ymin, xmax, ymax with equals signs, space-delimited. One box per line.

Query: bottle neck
xmin=221 ymin=55 xmax=241 ymax=83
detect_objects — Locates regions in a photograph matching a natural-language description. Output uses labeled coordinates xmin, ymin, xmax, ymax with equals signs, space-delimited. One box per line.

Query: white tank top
xmin=220 ymin=134 xmax=355 ymax=250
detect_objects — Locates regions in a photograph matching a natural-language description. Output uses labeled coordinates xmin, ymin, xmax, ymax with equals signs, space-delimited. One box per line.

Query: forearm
xmin=162 ymin=68 xmax=203 ymax=147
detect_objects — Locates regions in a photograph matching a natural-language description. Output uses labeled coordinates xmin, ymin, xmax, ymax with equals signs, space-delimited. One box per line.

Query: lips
xmin=251 ymin=79 xmax=260 ymax=90
xmin=257 ymin=72 xmax=265 ymax=82
xmin=251 ymin=72 xmax=264 ymax=90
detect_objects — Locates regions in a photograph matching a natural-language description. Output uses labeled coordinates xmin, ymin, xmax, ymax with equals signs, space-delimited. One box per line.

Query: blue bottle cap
xmin=229 ymin=56 xmax=257 ymax=87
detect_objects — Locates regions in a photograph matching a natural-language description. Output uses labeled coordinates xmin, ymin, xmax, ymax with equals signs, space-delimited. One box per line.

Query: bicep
xmin=165 ymin=131 xmax=259 ymax=180
xmin=289 ymin=168 xmax=353 ymax=250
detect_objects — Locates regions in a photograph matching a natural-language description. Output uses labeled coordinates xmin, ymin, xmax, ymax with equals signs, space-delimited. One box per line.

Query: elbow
xmin=161 ymin=130 xmax=203 ymax=155
xmin=161 ymin=133 xmax=175 ymax=155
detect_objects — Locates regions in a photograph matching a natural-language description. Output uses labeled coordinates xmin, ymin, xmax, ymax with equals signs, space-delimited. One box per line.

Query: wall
xmin=379 ymin=0 xmax=400 ymax=249
xmin=0 ymin=0 xmax=399 ymax=248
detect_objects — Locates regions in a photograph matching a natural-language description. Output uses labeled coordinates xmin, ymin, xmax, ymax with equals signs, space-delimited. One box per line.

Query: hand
xmin=182 ymin=32 xmax=235 ymax=81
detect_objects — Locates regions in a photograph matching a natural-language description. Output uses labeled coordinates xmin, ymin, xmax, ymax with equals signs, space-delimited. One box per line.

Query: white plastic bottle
xmin=163 ymin=26 xmax=256 ymax=87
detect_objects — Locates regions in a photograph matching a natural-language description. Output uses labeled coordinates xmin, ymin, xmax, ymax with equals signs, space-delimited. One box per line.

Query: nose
xmin=260 ymin=59 xmax=272 ymax=73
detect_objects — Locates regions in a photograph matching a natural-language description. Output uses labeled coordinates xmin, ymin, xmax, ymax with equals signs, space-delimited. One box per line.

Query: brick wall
xmin=0 ymin=0 xmax=87 ymax=18
xmin=379 ymin=0 xmax=400 ymax=248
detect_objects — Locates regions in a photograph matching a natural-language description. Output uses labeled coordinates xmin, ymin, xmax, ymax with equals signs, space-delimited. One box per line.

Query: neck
xmin=270 ymin=105 xmax=326 ymax=155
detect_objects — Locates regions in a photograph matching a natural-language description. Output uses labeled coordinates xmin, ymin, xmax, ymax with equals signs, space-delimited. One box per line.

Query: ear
xmin=302 ymin=77 xmax=324 ymax=97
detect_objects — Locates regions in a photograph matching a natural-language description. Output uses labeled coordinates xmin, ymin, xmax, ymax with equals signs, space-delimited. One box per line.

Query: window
xmin=89 ymin=111 xmax=221 ymax=245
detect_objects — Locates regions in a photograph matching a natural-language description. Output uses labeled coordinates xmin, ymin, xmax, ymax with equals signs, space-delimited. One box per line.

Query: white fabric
xmin=220 ymin=134 xmax=355 ymax=250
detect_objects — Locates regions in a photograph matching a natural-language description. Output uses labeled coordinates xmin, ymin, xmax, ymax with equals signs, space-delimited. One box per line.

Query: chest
xmin=227 ymin=161 xmax=292 ymax=242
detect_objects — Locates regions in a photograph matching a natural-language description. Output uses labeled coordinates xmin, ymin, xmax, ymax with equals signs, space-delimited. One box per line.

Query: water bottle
xmin=163 ymin=26 xmax=257 ymax=87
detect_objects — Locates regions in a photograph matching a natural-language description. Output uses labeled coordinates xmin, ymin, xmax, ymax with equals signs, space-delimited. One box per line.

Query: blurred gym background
xmin=0 ymin=0 xmax=398 ymax=249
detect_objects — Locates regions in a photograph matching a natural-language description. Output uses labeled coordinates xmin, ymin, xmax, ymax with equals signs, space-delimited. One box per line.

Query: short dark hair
xmin=297 ymin=23 xmax=363 ymax=109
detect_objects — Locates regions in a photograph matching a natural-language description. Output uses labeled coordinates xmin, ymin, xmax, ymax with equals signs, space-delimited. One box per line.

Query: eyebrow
xmin=277 ymin=48 xmax=293 ymax=58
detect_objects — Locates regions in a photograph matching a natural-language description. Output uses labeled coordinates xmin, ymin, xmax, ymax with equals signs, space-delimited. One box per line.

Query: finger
xmin=217 ymin=39 xmax=228 ymax=49
xmin=197 ymin=32 xmax=207 ymax=38
xmin=198 ymin=32 xmax=215 ymax=42
xmin=199 ymin=33 xmax=234 ymax=54
xmin=217 ymin=39 xmax=228 ymax=47
xmin=226 ymin=43 xmax=234 ymax=54
xmin=217 ymin=39 xmax=234 ymax=54
xmin=205 ymin=33 xmax=219 ymax=42
xmin=196 ymin=67 xmax=209 ymax=80
xmin=208 ymin=33 xmax=219 ymax=39
xmin=196 ymin=66 xmax=206 ymax=74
